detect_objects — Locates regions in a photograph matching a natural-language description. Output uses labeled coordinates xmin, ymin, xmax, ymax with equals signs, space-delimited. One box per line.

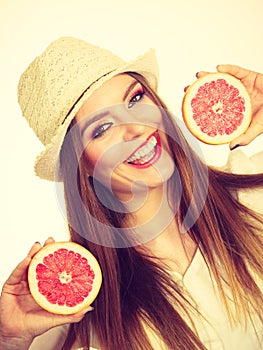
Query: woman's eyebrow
xmin=122 ymin=80 xmax=140 ymax=102
xmin=79 ymin=79 xmax=140 ymax=135
xmin=79 ymin=111 xmax=110 ymax=136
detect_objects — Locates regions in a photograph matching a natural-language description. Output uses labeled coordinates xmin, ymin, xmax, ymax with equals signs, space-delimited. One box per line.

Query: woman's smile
xmin=125 ymin=130 xmax=161 ymax=168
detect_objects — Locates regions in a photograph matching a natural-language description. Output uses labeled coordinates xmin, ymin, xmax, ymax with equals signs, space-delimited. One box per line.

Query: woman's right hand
xmin=0 ymin=238 xmax=93 ymax=350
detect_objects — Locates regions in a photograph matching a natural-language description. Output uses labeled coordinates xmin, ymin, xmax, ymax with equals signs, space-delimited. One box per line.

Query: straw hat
xmin=18 ymin=36 xmax=159 ymax=181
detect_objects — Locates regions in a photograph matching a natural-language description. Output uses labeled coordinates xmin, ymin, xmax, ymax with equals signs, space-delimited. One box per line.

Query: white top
xmin=29 ymin=150 xmax=263 ymax=350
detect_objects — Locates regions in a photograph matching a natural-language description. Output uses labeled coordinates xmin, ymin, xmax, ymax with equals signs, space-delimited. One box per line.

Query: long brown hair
xmin=60 ymin=73 xmax=263 ymax=349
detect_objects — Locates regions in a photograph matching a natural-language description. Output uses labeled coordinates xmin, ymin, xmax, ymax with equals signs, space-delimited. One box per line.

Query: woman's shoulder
xmin=29 ymin=324 xmax=100 ymax=350
xmin=29 ymin=324 xmax=69 ymax=350
xmin=223 ymin=149 xmax=263 ymax=174
xmin=223 ymin=149 xmax=263 ymax=214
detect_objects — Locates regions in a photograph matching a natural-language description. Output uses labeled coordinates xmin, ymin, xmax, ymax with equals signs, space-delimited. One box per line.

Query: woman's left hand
xmin=198 ymin=65 xmax=263 ymax=149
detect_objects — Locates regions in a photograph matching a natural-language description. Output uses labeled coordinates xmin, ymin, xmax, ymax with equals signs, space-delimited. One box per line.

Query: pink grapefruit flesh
xmin=182 ymin=73 xmax=252 ymax=144
xmin=28 ymin=242 xmax=102 ymax=314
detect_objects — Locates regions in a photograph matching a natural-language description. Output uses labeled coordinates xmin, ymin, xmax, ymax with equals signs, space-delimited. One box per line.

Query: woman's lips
xmin=125 ymin=130 xmax=161 ymax=169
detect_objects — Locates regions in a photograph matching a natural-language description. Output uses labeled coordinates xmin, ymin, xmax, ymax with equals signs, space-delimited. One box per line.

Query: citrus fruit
xmin=28 ymin=242 xmax=102 ymax=314
xmin=182 ymin=72 xmax=252 ymax=144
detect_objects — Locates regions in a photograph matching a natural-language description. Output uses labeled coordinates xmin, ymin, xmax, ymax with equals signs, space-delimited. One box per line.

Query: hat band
xmin=62 ymin=70 xmax=115 ymax=125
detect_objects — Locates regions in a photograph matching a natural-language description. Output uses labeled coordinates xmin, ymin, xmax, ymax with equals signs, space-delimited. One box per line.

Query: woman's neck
xmin=122 ymin=183 xmax=197 ymax=274
xmin=139 ymin=219 xmax=197 ymax=274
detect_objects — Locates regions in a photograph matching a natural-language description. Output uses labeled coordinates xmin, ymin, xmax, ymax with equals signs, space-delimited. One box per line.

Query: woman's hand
xmin=0 ymin=238 xmax=93 ymax=350
xmin=198 ymin=65 xmax=263 ymax=149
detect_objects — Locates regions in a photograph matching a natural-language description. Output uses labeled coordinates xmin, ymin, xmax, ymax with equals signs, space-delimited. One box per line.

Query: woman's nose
xmin=112 ymin=103 xmax=154 ymax=141
xmin=122 ymin=122 xmax=148 ymax=141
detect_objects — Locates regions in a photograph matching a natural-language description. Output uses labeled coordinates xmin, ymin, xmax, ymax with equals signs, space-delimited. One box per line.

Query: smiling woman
xmin=74 ymin=74 xmax=175 ymax=200
xmin=1 ymin=36 xmax=263 ymax=350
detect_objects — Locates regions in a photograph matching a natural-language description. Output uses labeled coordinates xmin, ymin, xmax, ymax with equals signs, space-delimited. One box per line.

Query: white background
xmin=1 ymin=0 xmax=263 ymax=289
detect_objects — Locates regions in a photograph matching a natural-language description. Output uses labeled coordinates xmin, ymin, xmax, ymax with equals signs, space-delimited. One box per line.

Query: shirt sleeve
xmin=29 ymin=324 xmax=100 ymax=350
xmin=223 ymin=149 xmax=263 ymax=214
xmin=29 ymin=325 xmax=69 ymax=350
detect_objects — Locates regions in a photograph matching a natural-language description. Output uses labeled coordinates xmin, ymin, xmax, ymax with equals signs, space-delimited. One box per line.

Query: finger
xmin=64 ymin=305 xmax=94 ymax=323
xmin=3 ymin=242 xmax=44 ymax=286
xmin=72 ymin=305 xmax=94 ymax=317
xmin=43 ymin=237 xmax=56 ymax=246
xmin=230 ymin=121 xmax=263 ymax=149
xmin=29 ymin=305 xmax=94 ymax=338
xmin=48 ymin=305 xmax=94 ymax=328
xmin=184 ymin=71 xmax=212 ymax=91
xmin=27 ymin=242 xmax=42 ymax=258
xmin=196 ymin=71 xmax=210 ymax=78
xmin=217 ymin=64 xmax=251 ymax=80
xmin=3 ymin=256 xmax=31 ymax=285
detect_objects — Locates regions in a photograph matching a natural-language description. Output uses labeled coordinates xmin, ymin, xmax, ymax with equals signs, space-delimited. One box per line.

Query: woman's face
xmin=74 ymin=74 xmax=174 ymax=201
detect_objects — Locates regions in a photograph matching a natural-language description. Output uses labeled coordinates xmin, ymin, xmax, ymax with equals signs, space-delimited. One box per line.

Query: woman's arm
xmin=0 ymin=238 xmax=92 ymax=350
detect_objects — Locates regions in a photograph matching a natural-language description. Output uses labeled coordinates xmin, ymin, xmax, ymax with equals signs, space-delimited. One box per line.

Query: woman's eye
xmin=128 ymin=90 xmax=144 ymax=108
xmin=92 ymin=122 xmax=113 ymax=139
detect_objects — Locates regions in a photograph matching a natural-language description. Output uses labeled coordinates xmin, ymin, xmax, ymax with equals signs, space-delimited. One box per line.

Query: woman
xmin=1 ymin=36 xmax=263 ymax=350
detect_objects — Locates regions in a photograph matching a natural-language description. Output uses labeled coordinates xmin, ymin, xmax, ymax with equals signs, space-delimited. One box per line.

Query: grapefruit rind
xmin=28 ymin=242 xmax=102 ymax=315
xmin=182 ymin=73 xmax=252 ymax=145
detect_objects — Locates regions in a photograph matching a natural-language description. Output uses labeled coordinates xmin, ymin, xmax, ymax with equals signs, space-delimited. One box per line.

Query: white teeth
xmin=126 ymin=135 xmax=158 ymax=164
xmin=149 ymin=135 xmax=157 ymax=145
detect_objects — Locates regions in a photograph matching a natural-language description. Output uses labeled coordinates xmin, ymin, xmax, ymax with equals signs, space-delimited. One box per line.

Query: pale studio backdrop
xmin=1 ymin=0 xmax=263 ymax=289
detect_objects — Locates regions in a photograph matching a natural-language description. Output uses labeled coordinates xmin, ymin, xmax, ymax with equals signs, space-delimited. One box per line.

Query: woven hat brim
xmin=34 ymin=49 xmax=159 ymax=181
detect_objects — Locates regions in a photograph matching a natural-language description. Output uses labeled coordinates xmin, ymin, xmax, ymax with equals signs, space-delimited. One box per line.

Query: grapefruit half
xmin=182 ymin=72 xmax=252 ymax=144
xmin=28 ymin=242 xmax=102 ymax=314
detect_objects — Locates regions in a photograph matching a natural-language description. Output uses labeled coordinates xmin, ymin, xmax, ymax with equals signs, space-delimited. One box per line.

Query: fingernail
xmin=196 ymin=72 xmax=199 ymax=77
xmin=34 ymin=241 xmax=40 ymax=244
xmin=230 ymin=144 xmax=240 ymax=151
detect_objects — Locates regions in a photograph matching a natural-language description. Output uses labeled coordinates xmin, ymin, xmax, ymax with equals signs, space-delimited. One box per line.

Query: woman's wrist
xmin=0 ymin=334 xmax=33 ymax=350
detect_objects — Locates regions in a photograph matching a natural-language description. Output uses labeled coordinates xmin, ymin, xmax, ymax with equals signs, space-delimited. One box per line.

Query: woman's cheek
xmin=83 ymin=147 xmax=98 ymax=172
xmin=84 ymin=143 xmax=124 ymax=180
